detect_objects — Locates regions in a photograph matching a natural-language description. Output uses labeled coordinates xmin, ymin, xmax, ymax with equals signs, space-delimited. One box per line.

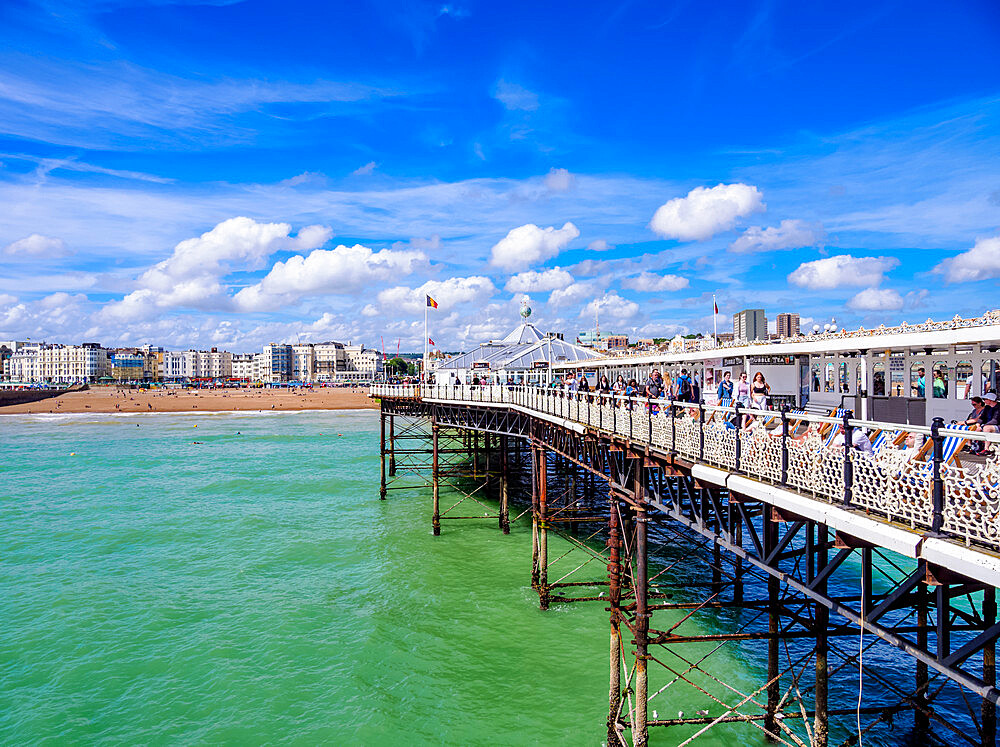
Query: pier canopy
xmin=433 ymin=321 xmax=600 ymax=384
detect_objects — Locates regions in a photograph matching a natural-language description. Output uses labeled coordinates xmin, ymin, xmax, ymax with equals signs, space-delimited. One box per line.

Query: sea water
xmin=2 ymin=410 xmax=895 ymax=745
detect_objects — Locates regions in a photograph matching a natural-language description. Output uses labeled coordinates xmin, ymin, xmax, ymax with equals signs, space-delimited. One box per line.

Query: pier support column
xmin=984 ymin=586 xmax=997 ymax=747
xmin=813 ymin=523 xmax=829 ymax=747
xmin=730 ymin=497 xmax=743 ymax=604
xmin=379 ymin=410 xmax=387 ymax=500
xmin=916 ymin=572 xmax=929 ymax=734
xmin=764 ymin=505 xmax=780 ymax=741
xmin=633 ymin=458 xmax=649 ymax=747
xmin=537 ymin=444 xmax=549 ymax=610
xmin=431 ymin=420 xmax=440 ymax=536
xmin=531 ymin=443 xmax=540 ymax=589
xmin=607 ymin=492 xmax=622 ymax=743
xmin=499 ymin=434 xmax=510 ymax=534
xmin=388 ymin=415 xmax=396 ymax=476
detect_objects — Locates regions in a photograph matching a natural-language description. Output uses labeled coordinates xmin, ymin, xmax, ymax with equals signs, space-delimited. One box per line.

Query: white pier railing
xmin=370 ymin=384 xmax=1000 ymax=551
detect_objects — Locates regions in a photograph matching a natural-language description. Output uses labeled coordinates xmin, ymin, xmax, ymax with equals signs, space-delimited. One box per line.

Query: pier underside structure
xmin=374 ymin=384 xmax=1000 ymax=746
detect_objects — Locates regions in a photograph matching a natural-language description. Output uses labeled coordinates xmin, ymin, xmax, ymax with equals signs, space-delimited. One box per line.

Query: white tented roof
xmin=437 ymin=322 xmax=600 ymax=372
xmin=499 ymin=322 xmax=546 ymax=345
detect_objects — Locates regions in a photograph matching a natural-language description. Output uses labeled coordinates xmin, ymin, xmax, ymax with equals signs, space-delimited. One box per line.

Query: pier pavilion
xmin=371 ymin=314 xmax=1000 ymax=746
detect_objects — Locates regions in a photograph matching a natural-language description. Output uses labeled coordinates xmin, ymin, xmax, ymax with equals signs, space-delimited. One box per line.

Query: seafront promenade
xmin=373 ymin=382 xmax=1000 ymax=746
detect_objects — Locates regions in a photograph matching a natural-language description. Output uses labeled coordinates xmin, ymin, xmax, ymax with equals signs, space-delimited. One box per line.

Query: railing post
xmin=698 ymin=398 xmax=705 ymax=461
xmin=842 ymin=410 xmax=854 ymax=506
xmin=670 ymin=398 xmax=676 ymax=456
xmin=779 ymin=405 xmax=789 ymax=486
xmin=648 ymin=395 xmax=653 ymax=442
xmin=931 ymin=417 xmax=945 ymax=533
xmin=733 ymin=402 xmax=742 ymax=472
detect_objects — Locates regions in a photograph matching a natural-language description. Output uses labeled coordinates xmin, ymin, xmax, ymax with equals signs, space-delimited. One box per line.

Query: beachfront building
xmin=6 ymin=343 xmax=110 ymax=384
xmin=435 ymin=320 xmax=601 ymax=385
xmin=340 ymin=344 xmax=382 ymax=384
xmin=109 ymin=352 xmax=146 ymax=381
xmin=158 ymin=348 xmax=232 ymax=381
xmin=261 ymin=343 xmax=293 ymax=383
xmin=775 ymin=312 xmax=800 ymax=338
xmin=314 ymin=342 xmax=347 ymax=382
xmin=734 ymin=309 xmax=767 ymax=342
xmin=231 ymin=354 xmax=255 ymax=381
xmin=292 ymin=344 xmax=315 ymax=382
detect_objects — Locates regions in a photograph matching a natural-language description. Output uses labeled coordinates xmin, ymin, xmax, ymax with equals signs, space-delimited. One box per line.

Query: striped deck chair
xmin=705 ymin=397 xmax=732 ymax=424
xmin=818 ymin=408 xmax=848 ymax=438
xmin=913 ymin=424 xmax=971 ymax=468
xmin=870 ymin=429 xmax=907 ymax=454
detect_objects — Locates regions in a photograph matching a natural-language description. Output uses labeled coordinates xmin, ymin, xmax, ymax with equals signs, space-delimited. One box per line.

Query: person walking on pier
xmin=717 ymin=371 xmax=733 ymax=402
xmin=675 ymin=368 xmax=693 ymax=402
xmin=735 ymin=371 xmax=752 ymax=407
xmin=599 ymin=375 xmax=611 ymax=393
xmin=751 ymin=372 xmax=770 ymax=409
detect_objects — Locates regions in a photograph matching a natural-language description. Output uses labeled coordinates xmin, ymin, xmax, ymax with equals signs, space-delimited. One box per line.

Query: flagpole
xmin=423 ymin=302 xmax=428 ymax=383
xmin=713 ymin=294 xmax=718 ymax=347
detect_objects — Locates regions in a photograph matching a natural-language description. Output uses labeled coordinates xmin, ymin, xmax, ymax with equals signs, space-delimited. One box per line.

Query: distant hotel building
xmin=733 ymin=309 xmax=767 ymax=342
xmin=776 ymin=312 xmax=800 ymax=338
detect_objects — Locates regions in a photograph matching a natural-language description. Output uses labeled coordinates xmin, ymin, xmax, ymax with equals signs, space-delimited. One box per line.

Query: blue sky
xmin=1 ymin=0 xmax=999 ymax=352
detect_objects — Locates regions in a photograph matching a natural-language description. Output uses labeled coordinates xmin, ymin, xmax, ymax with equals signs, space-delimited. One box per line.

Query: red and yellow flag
xmin=426 ymin=295 xmax=438 ymax=309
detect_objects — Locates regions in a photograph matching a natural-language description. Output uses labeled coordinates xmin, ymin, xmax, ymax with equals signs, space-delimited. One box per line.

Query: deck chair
xmin=913 ymin=424 xmax=970 ymax=468
xmin=705 ymin=397 xmax=732 ymax=424
xmin=872 ymin=428 xmax=906 ymax=454
xmin=818 ymin=408 xmax=848 ymax=438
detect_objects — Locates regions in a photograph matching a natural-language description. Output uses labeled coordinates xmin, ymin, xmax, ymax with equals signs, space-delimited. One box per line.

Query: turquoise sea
xmin=1 ymin=409 xmax=865 ymax=745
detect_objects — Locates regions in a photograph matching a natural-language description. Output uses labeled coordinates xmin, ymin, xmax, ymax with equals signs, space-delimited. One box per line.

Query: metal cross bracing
xmin=374 ymin=394 xmax=1000 ymax=746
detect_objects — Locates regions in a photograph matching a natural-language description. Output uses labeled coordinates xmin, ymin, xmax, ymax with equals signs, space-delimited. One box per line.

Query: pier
xmin=373 ymin=383 xmax=1000 ymax=746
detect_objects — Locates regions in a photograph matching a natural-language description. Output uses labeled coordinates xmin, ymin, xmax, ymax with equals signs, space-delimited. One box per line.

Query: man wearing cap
xmin=972 ymin=392 xmax=1000 ymax=455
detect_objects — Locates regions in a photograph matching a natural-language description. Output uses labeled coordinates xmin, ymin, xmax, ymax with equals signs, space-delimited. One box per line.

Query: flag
xmin=429 ymin=338 xmax=435 ymax=346
xmin=426 ymin=295 xmax=438 ymax=308
xmin=714 ymin=299 xmax=719 ymax=314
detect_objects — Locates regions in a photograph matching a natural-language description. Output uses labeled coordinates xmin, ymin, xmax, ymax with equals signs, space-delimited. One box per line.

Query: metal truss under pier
xmin=376 ymin=390 xmax=1000 ymax=747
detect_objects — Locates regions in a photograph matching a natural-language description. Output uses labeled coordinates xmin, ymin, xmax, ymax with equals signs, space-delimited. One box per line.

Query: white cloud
xmin=847 ymin=287 xmax=904 ymax=311
xmin=376 ymin=276 xmax=496 ymax=315
xmin=489 ymin=222 xmax=579 ymax=270
xmin=504 ymin=267 xmax=574 ymax=293
xmin=587 ymin=239 xmax=614 ymax=252
xmin=650 ymin=183 xmax=764 ymax=241
xmin=933 ymin=235 xmax=1000 ymax=282
xmin=235 ymin=243 xmax=427 ymax=312
xmin=493 ymin=80 xmax=539 ymax=111
xmin=729 ymin=219 xmax=824 ymax=253
xmin=101 ymin=217 xmax=331 ymax=321
xmin=787 ymin=254 xmax=899 ymax=290
xmin=548 ymin=281 xmax=604 ymax=308
xmin=580 ymin=292 xmax=640 ymax=324
xmin=544 ymin=168 xmax=575 ymax=192
xmin=3 ymin=233 xmax=69 ymax=257
xmin=621 ymin=272 xmax=689 ymax=292
xmin=351 ymin=161 xmax=377 ymax=176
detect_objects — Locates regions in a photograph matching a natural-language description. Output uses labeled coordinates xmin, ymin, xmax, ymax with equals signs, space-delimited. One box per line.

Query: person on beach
xmin=751 ymin=372 xmax=770 ymax=409
xmin=717 ymin=371 xmax=733 ymax=402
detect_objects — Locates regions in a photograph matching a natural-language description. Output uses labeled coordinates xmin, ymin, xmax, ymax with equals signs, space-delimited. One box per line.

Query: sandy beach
xmin=0 ymin=387 xmax=377 ymax=414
